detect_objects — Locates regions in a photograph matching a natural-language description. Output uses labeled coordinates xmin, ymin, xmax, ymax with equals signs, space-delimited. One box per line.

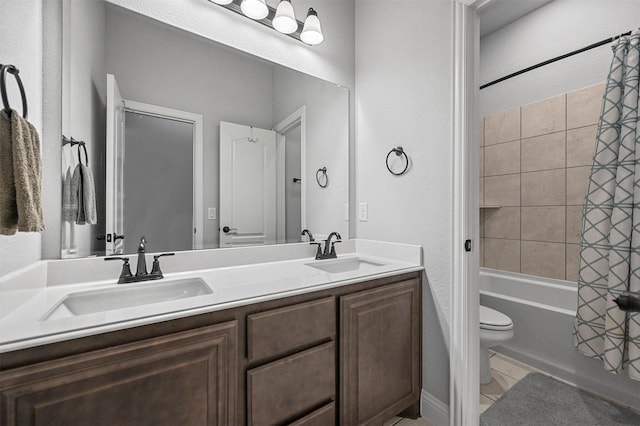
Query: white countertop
xmin=0 ymin=239 xmax=423 ymax=353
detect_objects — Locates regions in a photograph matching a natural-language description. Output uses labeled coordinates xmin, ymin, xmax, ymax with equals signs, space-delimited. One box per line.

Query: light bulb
xmin=240 ymin=0 xmax=268 ymax=20
xmin=273 ymin=0 xmax=297 ymax=34
xmin=300 ymin=8 xmax=323 ymax=45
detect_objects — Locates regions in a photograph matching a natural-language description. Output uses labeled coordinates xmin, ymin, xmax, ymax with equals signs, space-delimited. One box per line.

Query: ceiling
xmin=479 ymin=0 xmax=555 ymax=38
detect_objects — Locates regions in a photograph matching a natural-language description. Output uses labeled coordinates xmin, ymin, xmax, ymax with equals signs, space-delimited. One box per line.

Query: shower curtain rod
xmin=480 ymin=30 xmax=633 ymax=90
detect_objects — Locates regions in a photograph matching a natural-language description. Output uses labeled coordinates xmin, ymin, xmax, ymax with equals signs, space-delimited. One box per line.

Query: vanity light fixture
xmin=272 ymin=0 xmax=297 ymax=34
xmin=240 ymin=0 xmax=269 ymax=20
xmin=206 ymin=0 xmax=323 ymax=45
xmin=300 ymin=7 xmax=323 ymax=45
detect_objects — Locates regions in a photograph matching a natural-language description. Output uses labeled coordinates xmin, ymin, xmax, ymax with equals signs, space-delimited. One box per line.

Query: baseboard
xmin=420 ymin=389 xmax=449 ymax=426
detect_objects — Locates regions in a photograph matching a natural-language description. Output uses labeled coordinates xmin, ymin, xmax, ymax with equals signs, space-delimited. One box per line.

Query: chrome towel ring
xmin=386 ymin=146 xmax=409 ymax=176
xmin=316 ymin=167 xmax=328 ymax=188
xmin=0 ymin=64 xmax=28 ymax=119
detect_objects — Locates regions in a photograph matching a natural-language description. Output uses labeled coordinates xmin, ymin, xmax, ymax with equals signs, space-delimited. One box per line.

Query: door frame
xmin=123 ymin=100 xmax=204 ymax=250
xmin=273 ymin=106 xmax=307 ymax=244
xmin=451 ymin=1 xmax=482 ymax=425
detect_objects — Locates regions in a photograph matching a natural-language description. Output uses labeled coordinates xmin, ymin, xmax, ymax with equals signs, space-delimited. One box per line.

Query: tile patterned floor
xmin=383 ymin=415 xmax=433 ymax=426
xmin=480 ymin=350 xmax=539 ymax=414
xmin=386 ymin=351 xmax=638 ymax=425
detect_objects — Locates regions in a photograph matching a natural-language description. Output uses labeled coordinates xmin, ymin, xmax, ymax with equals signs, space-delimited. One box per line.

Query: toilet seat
xmin=480 ymin=305 xmax=513 ymax=331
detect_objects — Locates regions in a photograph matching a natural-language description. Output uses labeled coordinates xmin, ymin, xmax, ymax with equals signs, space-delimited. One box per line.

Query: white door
xmin=105 ymin=74 xmax=125 ymax=255
xmin=219 ymin=122 xmax=277 ymax=247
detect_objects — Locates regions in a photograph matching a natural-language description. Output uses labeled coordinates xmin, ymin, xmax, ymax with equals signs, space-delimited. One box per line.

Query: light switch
xmin=208 ymin=208 xmax=216 ymax=220
xmin=359 ymin=203 xmax=368 ymax=221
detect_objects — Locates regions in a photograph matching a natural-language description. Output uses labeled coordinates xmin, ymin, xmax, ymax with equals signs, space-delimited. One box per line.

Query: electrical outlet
xmin=208 ymin=208 xmax=216 ymax=220
xmin=359 ymin=203 xmax=368 ymax=221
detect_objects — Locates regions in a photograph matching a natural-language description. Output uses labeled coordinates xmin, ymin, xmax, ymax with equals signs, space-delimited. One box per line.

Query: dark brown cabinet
xmin=0 ymin=272 xmax=421 ymax=426
xmin=0 ymin=321 xmax=238 ymax=426
xmin=340 ymin=278 xmax=421 ymax=425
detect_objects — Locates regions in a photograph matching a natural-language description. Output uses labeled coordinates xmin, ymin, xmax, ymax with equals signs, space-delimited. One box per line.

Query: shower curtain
xmin=574 ymin=29 xmax=640 ymax=381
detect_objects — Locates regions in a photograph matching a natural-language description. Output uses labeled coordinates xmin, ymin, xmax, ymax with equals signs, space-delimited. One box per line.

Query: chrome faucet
xmin=311 ymin=232 xmax=342 ymax=260
xmin=301 ymin=229 xmax=315 ymax=242
xmin=105 ymin=236 xmax=174 ymax=284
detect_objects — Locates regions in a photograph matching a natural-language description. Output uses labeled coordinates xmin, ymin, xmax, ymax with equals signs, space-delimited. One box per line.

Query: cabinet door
xmin=340 ymin=279 xmax=421 ymax=425
xmin=0 ymin=321 xmax=238 ymax=426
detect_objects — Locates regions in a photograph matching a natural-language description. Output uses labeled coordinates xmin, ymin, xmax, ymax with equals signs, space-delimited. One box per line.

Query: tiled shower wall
xmin=479 ymin=83 xmax=605 ymax=282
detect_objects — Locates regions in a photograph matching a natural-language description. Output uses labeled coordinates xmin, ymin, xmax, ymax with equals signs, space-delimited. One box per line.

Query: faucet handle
xmin=310 ymin=242 xmax=323 ymax=259
xmin=104 ymin=256 xmax=133 ymax=282
xmin=150 ymin=253 xmax=175 ymax=276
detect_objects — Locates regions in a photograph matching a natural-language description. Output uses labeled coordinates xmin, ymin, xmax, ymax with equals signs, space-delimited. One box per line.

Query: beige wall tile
xmin=566 ymin=205 xmax=583 ymax=244
xmin=480 ymin=147 xmax=485 ymax=177
xmin=521 ymin=132 xmax=565 ymax=172
xmin=480 ymin=237 xmax=484 ymax=267
xmin=485 ymin=141 xmax=520 ymax=176
xmin=521 ymin=241 xmax=565 ymax=280
xmin=480 ymin=118 xmax=485 ymax=147
xmin=522 ymin=94 xmax=566 ymax=138
xmin=567 ymin=125 xmax=597 ymax=167
xmin=485 ymin=107 xmax=520 ymax=145
xmin=521 ymin=169 xmax=565 ymax=206
xmin=480 ymin=177 xmax=485 ymax=206
xmin=567 ymin=166 xmax=591 ymax=205
xmin=485 ymin=174 xmax=520 ymax=206
xmin=521 ymin=206 xmax=565 ymax=243
xmin=484 ymin=238 xmax=520 ymax=273
xmin=484 ymin=207 xmax=520 ymax=239
xmin=566 ymin=243 xmax=580 ymax=282
xmin=567 ymin=83 xmax=605 ymax=129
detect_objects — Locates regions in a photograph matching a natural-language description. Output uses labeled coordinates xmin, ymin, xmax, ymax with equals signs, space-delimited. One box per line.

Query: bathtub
xmin=479 ymin=268 xmax=640 ymax=411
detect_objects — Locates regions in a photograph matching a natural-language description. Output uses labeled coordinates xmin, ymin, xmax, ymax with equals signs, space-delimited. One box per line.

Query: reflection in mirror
xmin=61 ymin=0 xmax=349 ymax=257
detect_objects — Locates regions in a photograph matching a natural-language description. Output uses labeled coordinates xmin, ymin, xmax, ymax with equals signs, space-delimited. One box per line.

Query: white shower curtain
xmin=574 ymin=29 xmax=640 ymax=381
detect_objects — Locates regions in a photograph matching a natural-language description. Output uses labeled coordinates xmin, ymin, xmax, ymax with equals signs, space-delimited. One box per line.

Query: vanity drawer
xmin=289 ymin=401 xmax=336 ymax=426
xmin=247 ymin=296 xmax=335 ymax=362
xmin=247 ymin=341 xmax=335 ymax=426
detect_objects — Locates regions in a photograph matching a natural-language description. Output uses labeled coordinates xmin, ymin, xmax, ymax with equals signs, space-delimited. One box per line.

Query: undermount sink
xmin=42 ymin=277 xmax=212 ymax=320
xmin=306 ymin=257 xmax=386 ymax=274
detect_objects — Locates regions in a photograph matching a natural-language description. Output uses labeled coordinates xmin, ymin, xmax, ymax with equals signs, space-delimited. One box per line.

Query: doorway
xmin=105 ymin=74 xmax=204 ymax=254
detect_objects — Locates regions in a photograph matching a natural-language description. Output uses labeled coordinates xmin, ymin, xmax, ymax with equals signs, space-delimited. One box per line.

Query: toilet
xmin=480 ymin=305 xmax=514 ymax=384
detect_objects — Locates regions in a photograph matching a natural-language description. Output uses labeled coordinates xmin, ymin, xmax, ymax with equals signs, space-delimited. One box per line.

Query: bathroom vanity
xmin=0 ymin=240 xmax=423 ymax=425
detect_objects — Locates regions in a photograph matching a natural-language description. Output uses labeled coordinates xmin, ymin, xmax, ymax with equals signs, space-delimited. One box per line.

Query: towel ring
xmin=316 ymin=167 xmax=328 ymax=188
xmin=78 ymin=142 xmax=89 ymax=166
xmin=386 ymin=146 xmax=409 ymax=176
xmin=0 ymin=64 xmax=28 ymax=119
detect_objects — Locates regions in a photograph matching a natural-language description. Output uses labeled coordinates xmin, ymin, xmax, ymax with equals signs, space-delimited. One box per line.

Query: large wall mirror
xmin=61 ymin=0 xmax=349 ymax=257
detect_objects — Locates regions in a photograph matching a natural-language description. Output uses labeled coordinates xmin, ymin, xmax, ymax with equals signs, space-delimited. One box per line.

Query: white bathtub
xmin=479 ymin=268 xmax=640 ymax=411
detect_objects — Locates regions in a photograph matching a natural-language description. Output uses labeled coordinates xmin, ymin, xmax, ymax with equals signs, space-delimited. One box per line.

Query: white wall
xmin=355 ymin=0 xmax=454 ymax=408
xmin=480 ymin=0 xmax=640 ymax=116
xmin=0 ymin=0 xmax=43 ymax=275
